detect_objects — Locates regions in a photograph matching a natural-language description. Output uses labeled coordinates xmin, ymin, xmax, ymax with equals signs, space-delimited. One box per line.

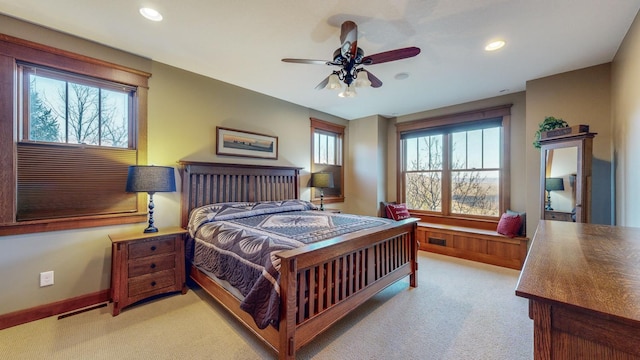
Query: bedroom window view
xmin=404 ymin=134 xmax=443 ymax=212
xmin=20 ymin=64 xmax=133 ymax=147
xmin=403 ymin=125 xmax=501 ymax=218
xmin=13 ymin=62 xmax=140 ymax=223
xmin=0 ymin=36 xmax=150 ymax=234
xmin=314 ymin=130 xmax=340 ymax=165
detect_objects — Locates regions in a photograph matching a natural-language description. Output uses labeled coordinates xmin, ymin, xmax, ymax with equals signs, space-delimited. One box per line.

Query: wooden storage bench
xmin=416 ymin=222 xmax=528 ymax=270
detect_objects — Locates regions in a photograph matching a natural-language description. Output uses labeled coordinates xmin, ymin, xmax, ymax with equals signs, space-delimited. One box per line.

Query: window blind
xmin=16 ymin=142 xmax=137 ymax=221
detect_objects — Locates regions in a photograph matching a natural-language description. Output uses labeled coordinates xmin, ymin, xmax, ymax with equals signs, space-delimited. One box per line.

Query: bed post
xmin=279 ymin=257 xmax=297 ymax=360
xmin=410 ymin=222 xmax=418 ymax=287
xmin=178 ymin=162 xmax=189 ymax=228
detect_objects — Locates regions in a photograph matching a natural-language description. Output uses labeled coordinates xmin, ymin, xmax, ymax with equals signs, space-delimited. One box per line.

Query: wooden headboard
xmin=178 ymin=161 xmax=302 ymax=227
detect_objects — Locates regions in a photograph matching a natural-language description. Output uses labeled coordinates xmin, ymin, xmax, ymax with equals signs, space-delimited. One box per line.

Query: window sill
xmin=0 ymin=213 xmax=148 ymax=236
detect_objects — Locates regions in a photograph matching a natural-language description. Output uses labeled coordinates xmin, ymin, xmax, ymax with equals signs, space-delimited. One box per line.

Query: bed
xmin=179 ymin=161 xmax=418 ymax=359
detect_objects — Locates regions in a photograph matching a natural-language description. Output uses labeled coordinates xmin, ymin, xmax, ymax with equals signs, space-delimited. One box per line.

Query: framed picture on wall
xmin=216 ymin=127 xmax=278 ymax=159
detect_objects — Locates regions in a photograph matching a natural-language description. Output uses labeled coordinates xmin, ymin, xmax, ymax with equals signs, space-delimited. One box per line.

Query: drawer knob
xmin=150 ymin=263 xmax=156 ymax=269
xmin=151 ymin=281 xmax=156 ymax=287
xmin=150 ymin=245 xmax=157 ymax=251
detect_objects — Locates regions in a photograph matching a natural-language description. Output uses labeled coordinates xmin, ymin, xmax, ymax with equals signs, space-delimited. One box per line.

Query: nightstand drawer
xmin=128 ymin=269 xmax=176 ymax=297
xmin=128 ymin=237 xmax=176 ymax=259
xmin=128 ymin=254 xmax=176 ymax=277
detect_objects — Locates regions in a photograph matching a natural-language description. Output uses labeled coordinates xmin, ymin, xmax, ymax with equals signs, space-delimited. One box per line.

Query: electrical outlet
xmin=40 ymin=271 xmax=54 ymax=287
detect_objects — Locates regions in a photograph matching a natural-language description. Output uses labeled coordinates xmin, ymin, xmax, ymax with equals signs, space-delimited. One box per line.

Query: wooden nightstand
xmin=109 ymin=226 xmax=188 ymax=316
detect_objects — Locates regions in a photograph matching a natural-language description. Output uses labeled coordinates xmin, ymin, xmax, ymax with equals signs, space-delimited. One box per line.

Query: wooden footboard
xmin=189 ymin=218 xmax=417 ymax=359
xmin=277 ymin=218 xmax=417 ymax=358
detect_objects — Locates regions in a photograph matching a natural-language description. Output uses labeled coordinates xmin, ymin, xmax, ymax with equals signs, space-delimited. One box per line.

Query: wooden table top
xmin=515 ymin=220 xmax=640 ymax=325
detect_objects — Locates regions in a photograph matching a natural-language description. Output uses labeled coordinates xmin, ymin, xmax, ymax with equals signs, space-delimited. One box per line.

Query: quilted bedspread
xmin=187 ymin=199 xmax=391 ymax=329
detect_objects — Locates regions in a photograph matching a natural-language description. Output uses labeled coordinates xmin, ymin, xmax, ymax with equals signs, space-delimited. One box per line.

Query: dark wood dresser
xmin=110 ymin=226 xmax=188 ymax=316
xmin=516 ymin=220 xmax=640 ymax=359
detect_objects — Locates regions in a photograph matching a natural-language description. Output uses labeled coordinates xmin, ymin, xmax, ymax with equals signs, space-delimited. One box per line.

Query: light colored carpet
xmin=0 ymin=252 xmax=533 ymax=360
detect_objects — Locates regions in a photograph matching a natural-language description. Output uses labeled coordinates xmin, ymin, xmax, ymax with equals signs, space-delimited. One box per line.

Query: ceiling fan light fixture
xmin=338 ymin=85 xmax=357 ymax=98
xmin=355 ymin=71 xmax=372 ymax=87
xmin=140 ymin=7 xmax=163 ymax=21
xmin=327 ymin=74 xmax=342 ymax=90
xmin=282 ymin=21 xmax=420 ymax=94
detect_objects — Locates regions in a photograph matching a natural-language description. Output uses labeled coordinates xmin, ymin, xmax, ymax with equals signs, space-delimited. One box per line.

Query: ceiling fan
xmin=282 ymin=20 xmax=421 ymax=97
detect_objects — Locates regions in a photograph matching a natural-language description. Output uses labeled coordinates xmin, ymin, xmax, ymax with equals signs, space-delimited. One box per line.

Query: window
xmin=314 ymin=130 xmax=339 ymax=165
xmin=0 ymin=34 xmax=150 ymax=235
xmin=20 ymin=63 xmax=134 ymax=148
xmin=397 ymin=106 xmax=511 ymax=221
xmin=310 ymin=118 xmax=344 ymax=203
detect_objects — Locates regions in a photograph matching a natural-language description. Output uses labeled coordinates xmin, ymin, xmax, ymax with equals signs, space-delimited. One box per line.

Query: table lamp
xmin=311 ymin=172 xmax=334 ymax=211
xmin=545 ymin=177 xmax=565 ymax=211
xmin=126 ymin=165 xmax=176 ymax=233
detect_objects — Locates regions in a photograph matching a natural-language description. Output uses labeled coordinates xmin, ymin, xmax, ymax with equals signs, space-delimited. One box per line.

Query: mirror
xmin=543 ymin=146 xmax=580 ymax=222
xmin=544 ymin=147 xmax=577 ymax=215
xmin=539 ymin=131 xmax=595 ymax=223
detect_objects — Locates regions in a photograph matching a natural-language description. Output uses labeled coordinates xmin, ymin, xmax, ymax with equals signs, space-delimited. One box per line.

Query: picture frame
xmin=216 ymin=127 xmax=278 ymax=160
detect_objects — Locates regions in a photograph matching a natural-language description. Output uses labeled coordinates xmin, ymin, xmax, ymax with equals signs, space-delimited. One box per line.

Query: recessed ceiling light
xmin=140 ymin=7 xmax=163 ymax=22
xmin=485 ymin=40 xmax=505 ymax=51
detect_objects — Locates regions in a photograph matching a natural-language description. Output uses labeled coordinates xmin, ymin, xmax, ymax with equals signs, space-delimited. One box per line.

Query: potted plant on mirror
xmin=533 ymin=116 xmax=569 ymax=149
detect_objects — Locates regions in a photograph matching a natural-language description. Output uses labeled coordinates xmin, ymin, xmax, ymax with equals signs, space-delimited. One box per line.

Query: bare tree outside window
xmin=405 ymin=135 xmax=443 ymax=211
xmin=27 ymin=72 xmax=129 ymax=148
xmin=403 ymin=127 xmax=500 ymax=217
xmin=451 ymin=170 xmax=498 ymax=216
xmin=406 ymin=172 xmax=442 ymax=211
xmin=98 ymin=89 xmax=129 ymax=147
xmin=64 ymin=83 xmax=100 ymax=145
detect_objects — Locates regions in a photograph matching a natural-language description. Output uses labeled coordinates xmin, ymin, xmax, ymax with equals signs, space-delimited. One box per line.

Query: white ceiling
xmin=1 ymin=0 xmax=639 ymax=120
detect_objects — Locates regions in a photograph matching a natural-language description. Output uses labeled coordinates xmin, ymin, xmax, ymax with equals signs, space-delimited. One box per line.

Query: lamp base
xmin=143 ymin=193 xmax=159 ymax=234
xmin=143 ymin=226 xmax=159 ymax=233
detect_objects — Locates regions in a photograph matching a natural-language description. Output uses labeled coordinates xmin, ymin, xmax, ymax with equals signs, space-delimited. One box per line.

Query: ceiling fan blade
xmin=362 ymin=47 xmax=421 ymax=65
xmin=315 ymin=75 xmax=330 ymax=90
xmin=282 ymin=58 xmax=331 ymax=65
xmin=366 ymin=71 xmax=383 ymax=88
xmin=339 ymin=21 xmax=358 ymax=60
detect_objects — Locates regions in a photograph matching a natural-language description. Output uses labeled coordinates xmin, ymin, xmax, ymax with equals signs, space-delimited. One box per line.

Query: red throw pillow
xmin=497 ymin=213 xmax=522 ymax=238
xmin=385 ymin=203 xmax=411 ymax=221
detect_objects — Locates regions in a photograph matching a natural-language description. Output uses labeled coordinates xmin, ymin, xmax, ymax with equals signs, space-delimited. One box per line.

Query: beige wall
xmin=525 ymin=63 xmax=613 ymax=227
xmin=346 ymin=115 xmax=385 ymax=216
xmin=0 ymin=16 xmax=347 ymax=315
xmin=612 ymin=11 xmax=640 ymax=227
